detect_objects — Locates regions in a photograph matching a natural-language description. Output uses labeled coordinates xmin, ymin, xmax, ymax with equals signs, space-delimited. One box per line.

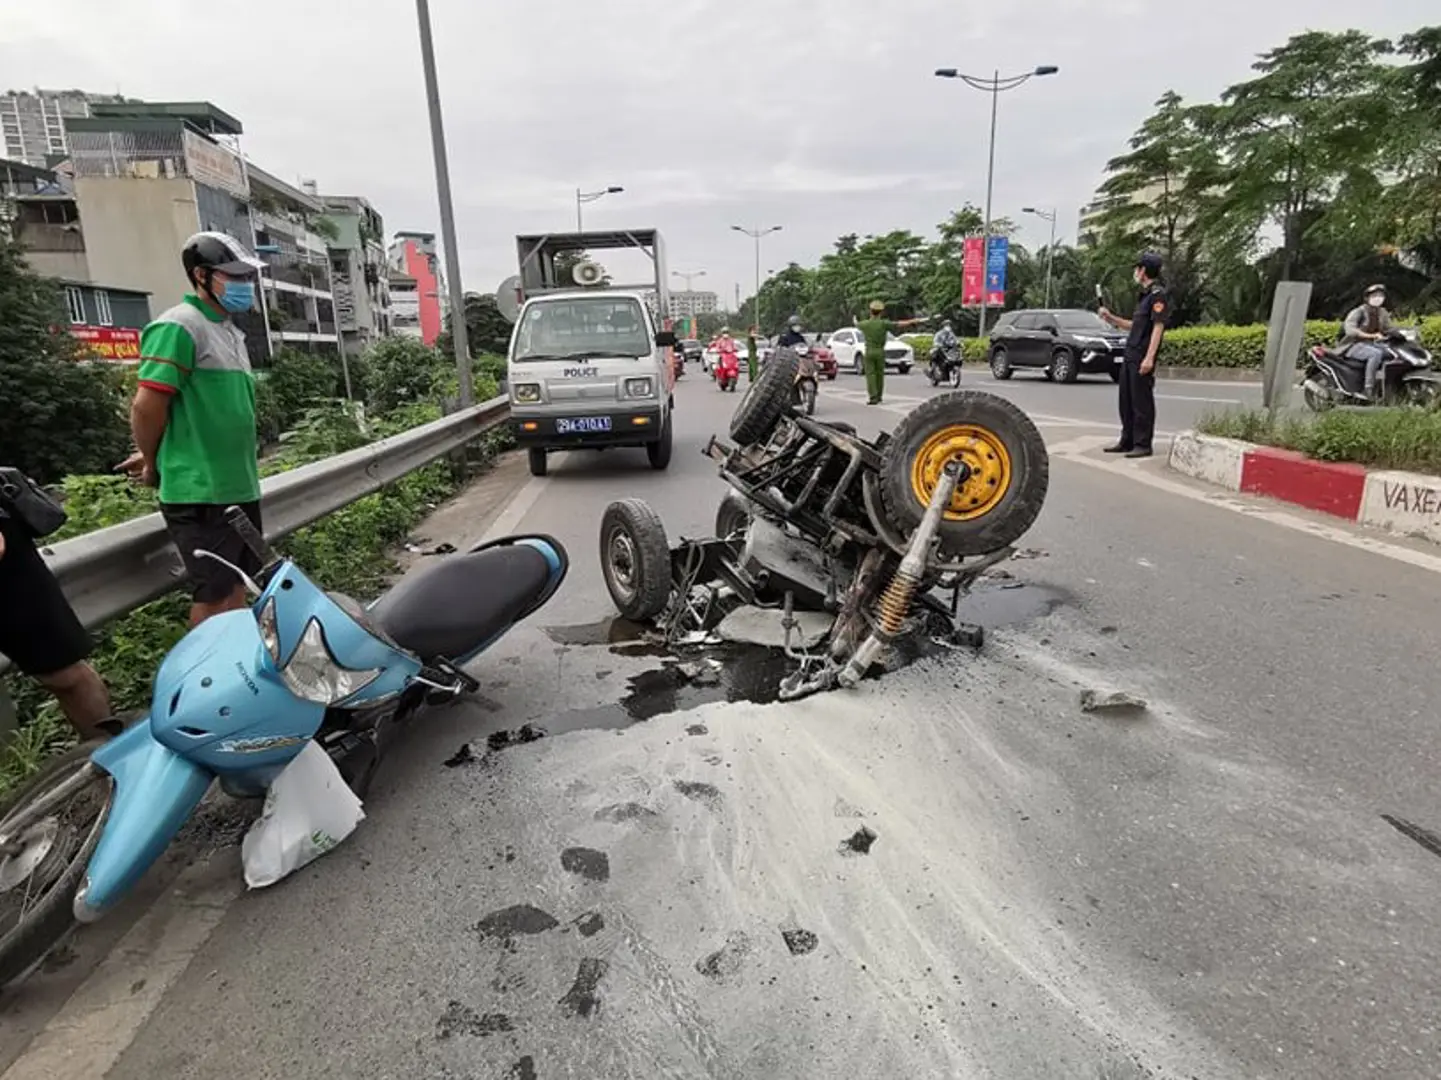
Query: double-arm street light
xmin=731 ymin=224 xmax=782 ymax=333
xmin=576 ymin=185 xmax=624 ymax=231
xmin=934 ymin=64 xmax=1059 ymax=337
xmin=1022 ymin=206 xmax=1058 ymax=308
xmin=671 ymin=268 xmax=707 ymax=293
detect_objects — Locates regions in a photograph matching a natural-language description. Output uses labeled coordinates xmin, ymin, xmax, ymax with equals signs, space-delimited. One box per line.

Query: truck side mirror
xmin=655 ymin=330 xmax=677 ymax=347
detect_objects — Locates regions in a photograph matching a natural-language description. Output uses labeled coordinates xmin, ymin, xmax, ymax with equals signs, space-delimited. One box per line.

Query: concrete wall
xmin=22 ymin=249 xmax=90 ymax=281
xmin=75 ymin=176 xmax=199 ymax=314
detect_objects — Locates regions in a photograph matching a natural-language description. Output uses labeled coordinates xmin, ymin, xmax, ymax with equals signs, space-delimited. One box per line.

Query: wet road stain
xmin=696 ymin=932 xmax=751 ymax=979
xmin=594 ymin=802 xmax=659 ymax=824
xmin=560 ymin=847 xmax=610 ymax=882
xmin=782 ymin=928 xmax=819 ymax=956
xmin=574 ymin=911 xmax=605 ymax=937
xmin=508 ymin=1057 xmax=537 ymax=1080
xmin=435 ymin=1002 xmax=514 ymax=1039
xmin=1381 ymin=814 xmax=1441 ymax=859
xmin=540 ymin=643 xmax=794 ymax=735
xmin=442 ymin=743 xmax=476 ymax=768
xmin=475 ymin=904 xmax=560 ymax=947
xmin=839 ymin=825 xmax=879 ymax=856
xmin=546 ymin=617 xmax=651 ymax=647
xmin=686 ymin=724 xmax=709 ymax=736
xmin=486 ymin=725 xmax=546 ymax=752
xmin=674 ymin=780 xmax=723 ymax=810
xmin=558 ymin=958 xmax=608 ymax=1018
xmin=954 ymin=582 xmax=1071 ymax=629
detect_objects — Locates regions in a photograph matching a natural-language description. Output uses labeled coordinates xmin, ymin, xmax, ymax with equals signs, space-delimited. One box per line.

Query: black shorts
xmin=0 ymin=514 xmax=92 ymax=676
xmin=160 ymin=501 xmax=263 ymax=604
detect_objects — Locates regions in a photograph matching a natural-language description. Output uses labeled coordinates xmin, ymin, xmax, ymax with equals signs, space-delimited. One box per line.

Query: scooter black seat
xmin=370 ymin=545 xmax=552 ymax=661
xmin=1319 ymin=347 xmax=1365 ymax=366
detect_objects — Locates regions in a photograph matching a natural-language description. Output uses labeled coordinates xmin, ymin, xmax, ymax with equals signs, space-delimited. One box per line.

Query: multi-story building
xmin=669 ymin=290 xmax=717 ymax=317
xmin=322 ymin=194 xmax=391 ymax=351
xmin=388 ymin=231 xmax=442 ymax=345
xmin=246 ymin=167 xmax=339 ymax=356
xmin=1077 ymin=181 xmax=1170 ymax=248
xmin=1 ymin=89 xmax=127 ymax=167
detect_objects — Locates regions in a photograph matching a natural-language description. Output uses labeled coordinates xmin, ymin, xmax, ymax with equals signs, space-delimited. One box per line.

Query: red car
xmin=806 ymin=335 xmax=839 ymax=380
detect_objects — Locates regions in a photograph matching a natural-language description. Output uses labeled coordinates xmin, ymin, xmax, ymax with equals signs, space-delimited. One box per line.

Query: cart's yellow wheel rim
xmin=909 ymin=424 xmax=1012 ymax=521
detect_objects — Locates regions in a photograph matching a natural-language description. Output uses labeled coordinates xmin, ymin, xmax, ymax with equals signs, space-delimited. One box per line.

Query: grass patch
xmin=1197 ymin=406 xmax=1441 ymax=474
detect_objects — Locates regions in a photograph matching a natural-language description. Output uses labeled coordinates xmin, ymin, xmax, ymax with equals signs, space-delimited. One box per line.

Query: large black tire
xmin=989 ymin=347 xmax=1013 ymax=381
xmin=1051 ymin=348 xmax=1079 ymax=384
xmin=878 ymin=390 xmax=1049 ymax=558
xmin=599 ymin=499 xmax=672 ymax=621
xmin=714 ymin=491 xmax=752 ymax=540
xmin=0 ymin=742 xmax=112 ymax=990
xmin=730 ymin=346 xmax=799 ymax=445
xmin=528 ymin=448 xmax=548 ymax=477
xmin=646 ymin=414 xmax=673 ymax=470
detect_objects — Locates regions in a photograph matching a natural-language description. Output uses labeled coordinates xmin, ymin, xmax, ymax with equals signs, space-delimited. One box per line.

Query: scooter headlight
xmin=281 ymin=617 xmax=382 ymax=705
xmin=258 ymin=596 xmax=281 ymax=663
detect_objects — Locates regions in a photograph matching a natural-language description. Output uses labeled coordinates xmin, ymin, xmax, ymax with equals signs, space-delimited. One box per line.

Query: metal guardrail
xmin=40 ymin=395 xmax=510 ymax=632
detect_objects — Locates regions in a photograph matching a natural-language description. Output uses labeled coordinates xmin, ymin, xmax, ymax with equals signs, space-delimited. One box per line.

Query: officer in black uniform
xmin=1099 ymin=251 xmax=1170 ymax=458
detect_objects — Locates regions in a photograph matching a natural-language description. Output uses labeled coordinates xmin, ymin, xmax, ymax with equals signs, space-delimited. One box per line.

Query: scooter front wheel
xmin=0 ymin=742 xmax=113 ymax=990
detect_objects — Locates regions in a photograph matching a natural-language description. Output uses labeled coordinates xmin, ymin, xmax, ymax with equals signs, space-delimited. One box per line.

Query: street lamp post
xmin=730 ymin=225 xmax=782 ymax=335
xmin=1022 ymin=206 xmax=1058 ymax=308
xmin=415 ymin=0 xmax=472 ymax=405
xmin=576 ymin=185 xmax=624 ymax=231
xmin=934 ymin=65 xmax=1058 ymax=338
xmin=671 ymin=269 xmax=706 ymax=329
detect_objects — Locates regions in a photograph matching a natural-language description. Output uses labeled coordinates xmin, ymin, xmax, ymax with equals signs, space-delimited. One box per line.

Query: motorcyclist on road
xmin=1341 ymin=284 xmax=1395 ymax=401
xmin=933 ymin=319 xmax=960 ymax=358
xmin=777 ymin=315 xmax=808 ymax=350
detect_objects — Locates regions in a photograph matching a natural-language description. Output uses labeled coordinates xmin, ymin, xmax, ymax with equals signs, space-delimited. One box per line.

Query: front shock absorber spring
xmin=876 ymin=568 xmax=919 ymax=636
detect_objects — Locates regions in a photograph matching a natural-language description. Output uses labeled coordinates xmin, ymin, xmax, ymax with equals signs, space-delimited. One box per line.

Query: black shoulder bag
xmin=0 ymin=468 xmax=68 ymax=539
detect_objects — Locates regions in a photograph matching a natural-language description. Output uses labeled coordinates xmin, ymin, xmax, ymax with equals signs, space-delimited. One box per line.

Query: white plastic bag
xmin=241 ymin=741 xmax=365 ymax=889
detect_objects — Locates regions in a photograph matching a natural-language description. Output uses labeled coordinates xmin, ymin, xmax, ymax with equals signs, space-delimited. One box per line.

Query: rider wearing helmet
xmin=120 ymin=232 xmax=267 ymax=627
xmin=1341 ymin=284 xmax=1394 ymax=401
xmin=776 ymin=314 xmax=808 ymax=349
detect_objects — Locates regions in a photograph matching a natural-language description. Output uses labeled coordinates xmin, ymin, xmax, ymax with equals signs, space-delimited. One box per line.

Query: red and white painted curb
xmin=1168 ymin=432 xmax=1441 ymax=545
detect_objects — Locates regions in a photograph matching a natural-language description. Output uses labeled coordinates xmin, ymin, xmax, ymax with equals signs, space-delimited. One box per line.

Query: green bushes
xmin=1197 ymin=406 xmax=1441 ymax=473
xmin=899 ymin=335 xmax=988 ymax=362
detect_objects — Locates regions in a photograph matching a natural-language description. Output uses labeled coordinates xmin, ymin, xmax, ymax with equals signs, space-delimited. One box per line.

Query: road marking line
xmin=1156 ymin=394 xmax=1250 ymax=404
xmin=2 ymin=857 xmax=241 ymax=1080
xmin=1051 ymin=439 xmax=1441 ymax=576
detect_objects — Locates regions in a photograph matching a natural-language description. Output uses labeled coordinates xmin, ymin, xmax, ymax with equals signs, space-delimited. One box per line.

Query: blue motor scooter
xmin=0 ymin=507 xmax=567 ymax=988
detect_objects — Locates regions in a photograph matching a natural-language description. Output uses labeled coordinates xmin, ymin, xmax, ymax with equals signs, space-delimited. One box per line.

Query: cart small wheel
xmin=599 ymin=499 xmax=672 ymax=621
xmin=879 ymin=390 xmax=1049 ymax=558
xmin=714 ymin=491 xmax=753 ymax=541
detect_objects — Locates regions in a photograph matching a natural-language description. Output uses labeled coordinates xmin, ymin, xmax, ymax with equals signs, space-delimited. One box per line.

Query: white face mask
xmin=1367 ymin=295 xmax=1385 ymax=308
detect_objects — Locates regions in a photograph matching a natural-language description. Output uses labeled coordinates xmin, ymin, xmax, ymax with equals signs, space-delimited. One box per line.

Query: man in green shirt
xmin=856 ymin=300 xmax=925 ymax=405
xmin=119 ymin=232 xmax=265 ymax=626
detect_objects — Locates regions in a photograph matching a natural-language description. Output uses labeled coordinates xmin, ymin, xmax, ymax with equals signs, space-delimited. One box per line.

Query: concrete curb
xmin=958 ymin=362 xmax=1263 ymax=382
xmin=1167 ymin=432 xmax=1441 ymax=545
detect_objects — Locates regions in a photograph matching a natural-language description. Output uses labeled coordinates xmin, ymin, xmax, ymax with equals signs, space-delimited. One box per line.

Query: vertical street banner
xmin=962 ymin=236 xmax=985 ymax=307
xmin=985 ymin=236 xmax=1009 ymax=306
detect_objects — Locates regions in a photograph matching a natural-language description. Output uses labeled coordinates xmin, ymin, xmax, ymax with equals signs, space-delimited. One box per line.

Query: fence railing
xmin=41 ymin=396 xmax=509 ymax=633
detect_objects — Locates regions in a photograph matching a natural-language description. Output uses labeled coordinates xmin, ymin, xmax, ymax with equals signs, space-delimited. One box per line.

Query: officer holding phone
xmin=1098 ymin=252 xmax=1170 ymax=459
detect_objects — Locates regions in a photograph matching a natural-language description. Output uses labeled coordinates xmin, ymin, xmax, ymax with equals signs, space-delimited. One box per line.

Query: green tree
xmin=0 ymin=233 xmax=130 ymax=483
xmin=1382 ymin=26 xmax=1441 ymax=302
xmin=361 ymin=336 xmax=450 ymax=414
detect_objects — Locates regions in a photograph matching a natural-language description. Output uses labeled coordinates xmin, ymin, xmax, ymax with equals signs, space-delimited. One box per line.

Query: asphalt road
xmin=4 ymin=369 xmax=1439 ymax=1080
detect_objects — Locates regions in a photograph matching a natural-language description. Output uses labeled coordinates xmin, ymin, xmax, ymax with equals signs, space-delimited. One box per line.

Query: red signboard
xmin=961 ymin=236 xmax=985 ymax=307
xmin=71 ymin=325 xmax=141 ymax=362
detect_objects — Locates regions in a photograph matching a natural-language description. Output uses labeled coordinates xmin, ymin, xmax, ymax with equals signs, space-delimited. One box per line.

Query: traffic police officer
xmin=1099 ymin=251 xmax=1170 ymax=458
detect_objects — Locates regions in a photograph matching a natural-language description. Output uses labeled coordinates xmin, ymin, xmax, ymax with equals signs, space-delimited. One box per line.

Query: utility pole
xmin=415 ymin=0 xmax=471 ymax=405
xmin=576 ymin=185 xmax=624 ymax=231
xmin=935 ymin=64 xmax=1059 ymax=338
xmin=731 ymin=224 xmax=782 ymax=334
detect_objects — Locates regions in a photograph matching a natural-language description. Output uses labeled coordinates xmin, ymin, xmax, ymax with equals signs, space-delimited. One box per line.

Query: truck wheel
xmin=528 ymin=448 xmax=548 ymax=477
xmin=878 ymin=390 xmax=1049 ymax=558
xmin=730 ymin=347 xmax=799 ymax=445
xmin=646 ymin=415 xmax=673 ymax=470
xmin=599 ymin=499 xmax=672 ymax=622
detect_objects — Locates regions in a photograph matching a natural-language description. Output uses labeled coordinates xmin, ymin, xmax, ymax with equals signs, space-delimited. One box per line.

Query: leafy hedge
xmin=1197 ymin=406 xmax=1441 ymax=474
xmin=906 ymin=316 xmax=1441 ymax=370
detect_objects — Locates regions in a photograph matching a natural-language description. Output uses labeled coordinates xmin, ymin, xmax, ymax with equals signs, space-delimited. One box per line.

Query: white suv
xmin=826 ymin=328 xmax=914 ymax=375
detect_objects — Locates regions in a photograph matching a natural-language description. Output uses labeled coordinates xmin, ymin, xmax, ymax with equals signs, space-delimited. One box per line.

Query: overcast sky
xmin=4 ymin=1 xmax=1435 ymax=309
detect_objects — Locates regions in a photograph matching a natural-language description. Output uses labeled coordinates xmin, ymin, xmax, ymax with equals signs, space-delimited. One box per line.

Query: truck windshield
xmin=514 ymin=297 xmax=650 ymax=361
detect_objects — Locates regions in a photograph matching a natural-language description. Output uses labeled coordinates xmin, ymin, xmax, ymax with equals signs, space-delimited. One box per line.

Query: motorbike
xmin=927 ymin=342 xmax=963 ymax=389
xmin=1302 ymin=327 xmax=1440 ymax=411
xmin=789 ymin=344 xmax=818 ymax=416
xmin=0 ymin=508 xmax=567 ymax=989
xmin=716 ymin=349 xmax=741 ymax=392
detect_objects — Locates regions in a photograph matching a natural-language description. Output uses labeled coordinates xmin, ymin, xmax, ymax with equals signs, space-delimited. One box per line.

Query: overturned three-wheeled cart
xmin=598 ymin=347 xmax=1050 ymax=699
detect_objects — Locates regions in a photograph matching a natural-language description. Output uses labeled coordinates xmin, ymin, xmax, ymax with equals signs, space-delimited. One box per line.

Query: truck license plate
xmin=556 ymin=416 xmax=612 ymax=434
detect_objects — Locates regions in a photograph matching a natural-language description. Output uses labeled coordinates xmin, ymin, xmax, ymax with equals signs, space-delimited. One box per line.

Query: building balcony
xmin=16 ymin=221 xmax=85 ymax=252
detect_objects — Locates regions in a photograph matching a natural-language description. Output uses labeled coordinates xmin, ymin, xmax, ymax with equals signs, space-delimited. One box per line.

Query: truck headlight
xmin=624 ymin=377 xmax=654 ymax=398
xmin=512 ymin=383 xmax=542 ymax=404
